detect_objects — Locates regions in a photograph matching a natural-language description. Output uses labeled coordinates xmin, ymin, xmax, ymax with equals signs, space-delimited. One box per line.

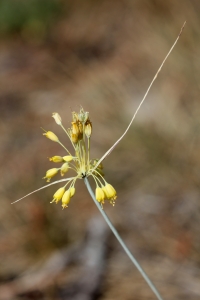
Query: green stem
xmin=84 ymin=177 xmax=164 ymax=300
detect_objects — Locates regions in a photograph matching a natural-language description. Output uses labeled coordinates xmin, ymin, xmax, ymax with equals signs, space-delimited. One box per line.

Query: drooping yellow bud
xmin=49 ymin=156 xmax=64 ymax=163
xmin=60 ymin=163 xmax=69 ymax=176
xmin=51 ymin=187 xmax=65 ymax=203
xmin=43 ymin=168 xmax=59 ymax=182
xmin=62 ymin=190 xmax=71 ymax=208
xmin=70 ymin=187 xmax=75 ymax=197
xmin=43 ymin=131 xmax=59 ymax=142
xmin=103 ymin=184 xmax=117 ymax=200
xmin=95 ymin=187 xmax=105 ymax=203
xmin=52 ymin=112 xmax=62 ymax=125
xmin=63 ymin=155 xmax=73 ymax=162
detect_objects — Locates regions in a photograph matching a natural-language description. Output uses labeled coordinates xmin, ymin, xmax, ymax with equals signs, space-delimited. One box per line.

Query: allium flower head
xmin=40 ymin=108 xmax=117 ymax=208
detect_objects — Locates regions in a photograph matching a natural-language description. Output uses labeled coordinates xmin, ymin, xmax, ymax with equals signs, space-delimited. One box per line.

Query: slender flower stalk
xmin=84 ymin=177 xmax=163 ymax=300
xmin=12 ymin=22 xmax=186 ymax=300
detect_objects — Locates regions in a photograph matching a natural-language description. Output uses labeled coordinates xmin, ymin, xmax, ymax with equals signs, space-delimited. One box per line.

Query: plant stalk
xmin=84 ymin=177 xmax=163 ymax=300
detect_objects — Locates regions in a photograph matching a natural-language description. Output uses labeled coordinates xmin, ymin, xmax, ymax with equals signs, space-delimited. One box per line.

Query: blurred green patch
xmin=0 ymin=0 xmax=63 ymax=39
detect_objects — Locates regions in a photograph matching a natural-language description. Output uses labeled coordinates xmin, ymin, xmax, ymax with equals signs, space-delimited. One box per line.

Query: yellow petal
xmin=95 ymin=187 xmax=105 ymax=203
xmin=62 ymin=190 xmax=71 ymax=208
xmin=52 ymin=187 xmax=65 ymax=203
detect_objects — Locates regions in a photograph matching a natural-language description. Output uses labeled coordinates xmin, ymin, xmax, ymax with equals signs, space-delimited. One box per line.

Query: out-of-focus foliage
xmin=0 ymin=0 xmax=63 ymax=38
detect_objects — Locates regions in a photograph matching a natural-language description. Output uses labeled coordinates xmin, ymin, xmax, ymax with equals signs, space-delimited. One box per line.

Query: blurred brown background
xmin=0 ymin=0 xmax=199 ymax=299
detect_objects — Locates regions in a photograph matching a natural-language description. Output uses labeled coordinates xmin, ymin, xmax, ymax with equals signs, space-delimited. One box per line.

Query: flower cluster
xmin=43 ymin=109 xmax=117 ymax=209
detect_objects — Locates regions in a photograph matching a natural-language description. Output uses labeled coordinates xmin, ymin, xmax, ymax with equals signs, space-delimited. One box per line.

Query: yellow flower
xmin=49 ymin=156 xmax=64 ymax=163
xmin=63 ymin=155 xmax=73 ymax=162
xmin=43 ymin=131 xmax=59 ymax=142
xmin=95 ymin=187 xmax=105 ymax=203
xmin=51 ymin=187 xmax=65 ymax=203
xmin=62 ymin=190 xmax=71 ymax=208
xmin=103 ymin=184 xmax=117 ymax=200
xmin=60 ymin=163 xmax=69 ymax=176
xmin=43 ymin=168 xmax=59 ymax=182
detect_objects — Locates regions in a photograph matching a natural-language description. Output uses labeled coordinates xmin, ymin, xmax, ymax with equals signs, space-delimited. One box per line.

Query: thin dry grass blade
xmin=12 ymin=177 xmax=75 ymax=204
xmin=91 ymin=22 xmax=186 ymax=172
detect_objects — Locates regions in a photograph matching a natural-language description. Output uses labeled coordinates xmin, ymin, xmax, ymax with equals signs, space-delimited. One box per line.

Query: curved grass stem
xmin=84 ymin=177 xmax=164 ymax=300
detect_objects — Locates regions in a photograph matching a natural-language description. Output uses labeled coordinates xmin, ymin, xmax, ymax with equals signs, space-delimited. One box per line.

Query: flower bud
xmin=51 ymin=187 xmax=65 ymax=203
xmin=49 ymin=156 xmax=64 ymax=163
xmin=60 ymin=163 xmax=69 ymax=176
xmin=62 ymin=190 xmax=71 ymax=208
xmin=95 ymin=187 xmax=105 ymax=203
xmin=52 ymin=112 xmax=62 ymax=125
xmin=43 ymin=131 xmax=59 ymax=142
xmin=63 ymin=155 xmax=73 ymax=162
xmin=43 ymin=168 xmax=59 ymax=182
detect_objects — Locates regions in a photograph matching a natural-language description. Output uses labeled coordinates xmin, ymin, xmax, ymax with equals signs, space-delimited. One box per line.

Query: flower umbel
xmin=42 ymin=109 xmax=117 ymax=208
